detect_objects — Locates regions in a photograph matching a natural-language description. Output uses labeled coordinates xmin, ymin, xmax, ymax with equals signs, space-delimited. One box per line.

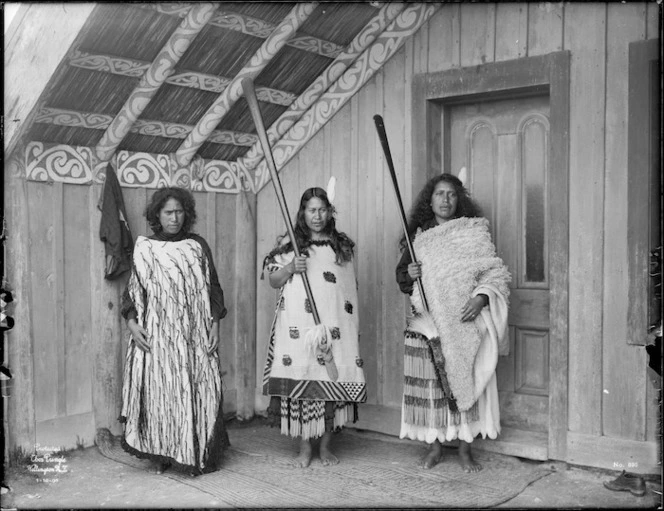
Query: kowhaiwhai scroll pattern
xmin=176 ymin=2 xmax=317 ymax=166
xmin=26 ymin=142 xmax=93 ymax=184
xmin=138 ymin=3 xmax=192 ymax=18
xmin=132 ymin=120 xmax=192 ymax=139
xmin=202 ymin=160 xmax=243 ymax=193
xmin=208 ymin=131 xmax=258 ymax=147
xmin=69 ymin=53 xmax=295 ymax=106
xmin=36 ymin=107 xmax=113 ymax=130
xmin=118 ymin=151 xmax=171 ymax=189
xmin=210 ymin=9 xmax=340 ymax=58
xmin=70 ymin=49 xmax=149 ymax=78
xmin=23 ymin=143 xmax=243 ymax=193
xmin=35 ymin=107 xmax=257 ymax=148
xmin=252 ymin=3 xmax=438 ymax=191
xmin=289 ymin=35 xmax=343 ymax=59
xmin=239 ymin=2 xmax=404 ymax=170
xmin=168 ymin=71 xmax=232 ymax=93
xmin=96 ymin=3 xmax=218 ymax=161
xmin=210 ymin=11 xmax=274 ymax=38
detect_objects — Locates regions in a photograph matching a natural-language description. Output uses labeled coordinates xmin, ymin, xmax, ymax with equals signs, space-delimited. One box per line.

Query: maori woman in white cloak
xmin=396 ymin=174 xmax=510 ymax=472
xmin=263 ymin=187 xmax=366 ymax=468
xmin=120 ymin=187 xmax=230 ymax=475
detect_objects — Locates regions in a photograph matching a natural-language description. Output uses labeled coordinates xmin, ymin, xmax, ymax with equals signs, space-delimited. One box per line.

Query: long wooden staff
xmin=373 ymin=114 xmax=430 ymax=312
xmin=374 ymin=115 xmax=456 ymax=408
xmin=242 ymin=78 xmax=320 ymax=324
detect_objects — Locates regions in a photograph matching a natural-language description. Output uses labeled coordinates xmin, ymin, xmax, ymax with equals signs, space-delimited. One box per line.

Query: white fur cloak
xmin=410 ymin=217 xmax=510 ymax=412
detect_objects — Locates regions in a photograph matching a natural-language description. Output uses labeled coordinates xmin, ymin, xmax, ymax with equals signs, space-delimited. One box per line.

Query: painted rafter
xmin=238 ymin=2 xmax=406 ymax=171
xmin=22 ymin=2 xmax=436 ymax=198
xmin=35 ymin=107 xmax=258 ymax=147
xmin=96 ymin=3 xmax=218 ymax=161
xmin=136 ymin=3 xmax=345 ymax=59
xmin=176 ymin=2 xmax=318 ymax=167
xmin=69 ymin=50 xmax=297 ymax=107
xmin=249 ymin=3 xmax=441 ymax=192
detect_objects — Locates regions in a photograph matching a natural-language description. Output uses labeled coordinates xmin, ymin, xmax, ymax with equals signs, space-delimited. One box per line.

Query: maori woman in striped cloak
xmin=120 ymin=187 xmax=230 ymax=475
xmin=263 ymin=187 xmax=366 ymax=468
xmin=396 ymin=174 xmax=510 ymax=473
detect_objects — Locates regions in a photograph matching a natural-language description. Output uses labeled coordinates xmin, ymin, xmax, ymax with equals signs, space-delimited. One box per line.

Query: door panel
xmin=449 ymin=95 xmax=550 ymax=433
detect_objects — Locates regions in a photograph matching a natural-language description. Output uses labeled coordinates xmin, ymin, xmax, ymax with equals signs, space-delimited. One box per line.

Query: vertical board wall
xmin=254 ymin=2 xmax=659 ymax=469
xmin=5 ymin=164 xmax=251 ymax=450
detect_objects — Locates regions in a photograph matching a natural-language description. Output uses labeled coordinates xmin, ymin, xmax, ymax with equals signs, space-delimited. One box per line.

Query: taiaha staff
xmin=374 ymin=115 xmax=456 ymax=410
xmin=242 ymin=78 xmax=321 ymax=324
xmin=242 ymin=78 xmax=339 ymax=380
xmin=373 ymin=114 xmax=429 ymax=313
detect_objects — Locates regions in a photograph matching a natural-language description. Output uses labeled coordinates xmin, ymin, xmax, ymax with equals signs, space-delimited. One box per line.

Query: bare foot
xmin=319 ymin=432 xmax=339 ymax=466
xmin=420 ymin=440 xmax=443 ymax=469
xmin=459 ymin=441 xmax=482 ymax=473
xmin=293 ymin=438 xmax=313 ymax=468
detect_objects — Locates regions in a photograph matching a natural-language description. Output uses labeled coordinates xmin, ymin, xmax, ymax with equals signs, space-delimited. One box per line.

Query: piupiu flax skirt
xmin=400 ymin=330 xmax=500 ymax=444
xmin=267 ymin=396 xmax=358 ymax=440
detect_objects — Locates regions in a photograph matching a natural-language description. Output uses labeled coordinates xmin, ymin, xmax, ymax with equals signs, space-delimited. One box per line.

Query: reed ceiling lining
xmin=25 ymin=1 xmax=386 ymax=165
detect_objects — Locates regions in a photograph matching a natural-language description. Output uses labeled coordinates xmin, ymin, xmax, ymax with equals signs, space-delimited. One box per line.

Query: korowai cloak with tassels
xmin=411 ymin=217 xmax=511 ymax=411
xmin=402 ymin=217 xmax=510 ymax=444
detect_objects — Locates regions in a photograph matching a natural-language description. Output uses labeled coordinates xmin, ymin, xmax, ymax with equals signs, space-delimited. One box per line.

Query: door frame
xmin=412 ymin=51 xmax=570 ymax=461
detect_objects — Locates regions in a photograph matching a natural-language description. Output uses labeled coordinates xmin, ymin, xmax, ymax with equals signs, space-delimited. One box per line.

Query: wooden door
xmin=448 ymin=95 xmax=551 ymax=442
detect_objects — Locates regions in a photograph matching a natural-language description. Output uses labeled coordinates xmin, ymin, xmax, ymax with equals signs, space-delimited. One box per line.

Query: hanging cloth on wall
xmin=99 ymin=162 xmax=134 ymax=280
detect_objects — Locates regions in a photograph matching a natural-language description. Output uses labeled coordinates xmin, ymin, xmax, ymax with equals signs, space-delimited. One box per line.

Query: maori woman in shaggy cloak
xmin=120 ymin=187 xmax=230 ymax=475
xmin=263 ymin=187 xmax=366 ymax=468
xmin=396 ymin=173 xmax=510 ymax=472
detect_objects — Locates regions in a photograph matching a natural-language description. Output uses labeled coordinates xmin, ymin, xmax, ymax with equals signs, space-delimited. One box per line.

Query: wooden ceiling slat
xmin=35 ymin=106 xmax=258 ymax=148
xmin=137 ymin=2 xmax=341 ymax=58
xmin=96 ymin=3 xmax=218 ymax=161
xmin=35 ymin=107 xmax=113 ymax=130
xmin=168 ymin=71 xmax=297 ymax=105
xmin=204 ymin=3 xmax=296 ymax=24
xmin=70 ymin=49 xmax=149 ymax=77
xmin=69 ymin=50 xmax=297 ymax=107
xmin=239 ymin=3 xmax=405 ymax=170
xmin=176 ymin=3 xmax=317 ymax=166
xmin=209 ymin=10 xmax=344 ymax=58
xmin=133 ymin=3 xmax=192 ymax=18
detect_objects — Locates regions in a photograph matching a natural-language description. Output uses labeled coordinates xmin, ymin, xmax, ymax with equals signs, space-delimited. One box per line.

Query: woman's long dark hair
xmin=269 ymin=187 xmax=354 ymax=265
xmin=400 ymin=173 xmax=480 ymax=248
xmin=145 ymin=187 xmax=197 ymax=234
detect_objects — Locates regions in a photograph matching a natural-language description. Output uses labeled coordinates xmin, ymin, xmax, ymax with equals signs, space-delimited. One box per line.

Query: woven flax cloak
xmin=121 ymin=236 xmax=224 ymax=472
xmin=263 ymin=243 xmax=367 ymax=404
xmin=401 ymin=217 xmax=510 ymax=443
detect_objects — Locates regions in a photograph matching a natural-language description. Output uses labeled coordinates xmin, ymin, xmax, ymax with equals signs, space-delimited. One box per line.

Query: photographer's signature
xmin=27 ymin=444 xmax=69 ymax=483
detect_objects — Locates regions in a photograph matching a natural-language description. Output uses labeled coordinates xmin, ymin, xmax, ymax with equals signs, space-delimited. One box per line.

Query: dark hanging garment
xmin=99 ymin=163 xmax=134 ymax=280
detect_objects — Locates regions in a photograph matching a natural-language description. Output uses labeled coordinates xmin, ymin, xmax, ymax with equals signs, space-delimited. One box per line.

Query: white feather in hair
xmin=326 ymin=176 xmax=336 ymax=204
xmin=458 ymin=166 xmax=468 ymax=187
